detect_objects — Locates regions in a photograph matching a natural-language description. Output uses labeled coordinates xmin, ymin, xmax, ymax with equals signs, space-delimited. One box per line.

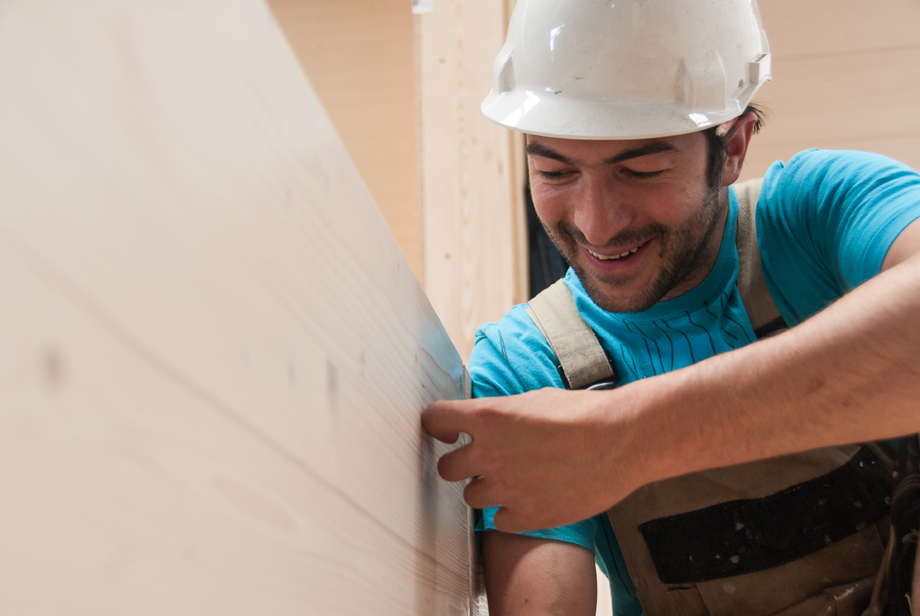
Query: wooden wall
xmin=269 ymin=1 xmax=529 ymax=361
xmin=267 ymin=0 xmax=421 ymax=279
xmin=0 ymin=0 xmax=478 ymax=614
xmin=742 ymin=0 xmax=920 ymax=180
xmin=417 ymin=0 xmax=529 ymax=361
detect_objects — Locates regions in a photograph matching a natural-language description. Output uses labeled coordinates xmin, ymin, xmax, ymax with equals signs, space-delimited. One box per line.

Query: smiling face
xmin=527 ymin=131 xmax=730 ymax=313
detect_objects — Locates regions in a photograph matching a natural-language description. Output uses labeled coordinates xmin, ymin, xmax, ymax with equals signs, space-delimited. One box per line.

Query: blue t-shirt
xmin=470 ymin=150 xmax=920 ymax=616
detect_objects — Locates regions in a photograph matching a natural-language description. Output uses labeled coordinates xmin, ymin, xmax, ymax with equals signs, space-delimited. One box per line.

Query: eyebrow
xmin=525 ymin=141 xmax=679 ymax=166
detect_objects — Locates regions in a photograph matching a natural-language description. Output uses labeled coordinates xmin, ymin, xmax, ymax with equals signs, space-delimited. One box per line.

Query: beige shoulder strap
xmin=733 ymin=177 xmax=783 ymax=333
xmin=524 ymin=280 xmax=614 ymax=389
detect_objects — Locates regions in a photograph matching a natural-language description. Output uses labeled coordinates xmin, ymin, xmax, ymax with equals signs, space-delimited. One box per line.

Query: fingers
xmin=462 ymin=475 xmax=501 ymax=510
xmin=422 ymin=399 xmax=478 ymax=443
xmin=436 ymin=441 xmax=478 ymax=482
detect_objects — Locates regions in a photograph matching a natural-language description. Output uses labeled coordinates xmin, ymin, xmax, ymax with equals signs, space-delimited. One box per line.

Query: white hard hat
xmin=481 ymin=0 xmax=771 ymax=140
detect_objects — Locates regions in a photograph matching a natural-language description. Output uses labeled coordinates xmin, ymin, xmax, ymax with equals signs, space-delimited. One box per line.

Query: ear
xmin=720 ymin=112 xmax=758 ymax=187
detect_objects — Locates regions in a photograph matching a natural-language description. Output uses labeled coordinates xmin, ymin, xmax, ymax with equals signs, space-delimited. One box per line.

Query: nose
xmin=573 ymin=175 xmax=634 ymax=246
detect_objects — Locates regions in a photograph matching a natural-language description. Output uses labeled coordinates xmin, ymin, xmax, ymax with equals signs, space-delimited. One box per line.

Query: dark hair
xmin=704 ymin=103 xmax=766 ymax=188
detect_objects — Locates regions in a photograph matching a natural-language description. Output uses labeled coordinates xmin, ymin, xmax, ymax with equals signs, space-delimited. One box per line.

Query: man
xmin=422 ymin=1 xmax=920 ymax=614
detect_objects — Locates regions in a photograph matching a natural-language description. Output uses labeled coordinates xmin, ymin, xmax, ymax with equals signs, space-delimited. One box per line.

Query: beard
xmin=542 ymin=185 xmax=724 ymax=313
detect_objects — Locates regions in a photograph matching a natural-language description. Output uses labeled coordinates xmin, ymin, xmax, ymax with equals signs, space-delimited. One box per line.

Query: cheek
xmin=641 ymin=196 xmax=682 ymax=225
xmin=530 ymin=182 xmax=575 ymax=228
xmin=636 ymin=184 xmax=701 ymax=226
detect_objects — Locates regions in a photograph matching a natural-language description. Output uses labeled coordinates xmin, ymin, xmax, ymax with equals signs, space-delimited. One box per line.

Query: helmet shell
xmin=481 ymin=0 xmax=771 ymax=140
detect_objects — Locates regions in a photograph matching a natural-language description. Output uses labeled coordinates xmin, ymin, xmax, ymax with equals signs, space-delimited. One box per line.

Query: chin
xmin=574 ymin=267 xmax=666 ymax=314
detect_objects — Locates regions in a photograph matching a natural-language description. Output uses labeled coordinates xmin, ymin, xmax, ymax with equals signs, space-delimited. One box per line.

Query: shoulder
xmin=758 ymin=149 xmax=920 ymax=257
xmin=756 ymin=149 xmax=920 ymax=323
xmin=469 ymin=300 xmax=564 ymax=398
xmin=760 ymin=149 xmax=920 ymax=212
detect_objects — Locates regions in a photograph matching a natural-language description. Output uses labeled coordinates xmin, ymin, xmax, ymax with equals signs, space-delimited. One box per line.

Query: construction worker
xmin=421 ymin=1 xmax=920 ymax=614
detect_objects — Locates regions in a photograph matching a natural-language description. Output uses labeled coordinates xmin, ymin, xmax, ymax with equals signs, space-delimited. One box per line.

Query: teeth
xmin=589 ymin=246 xmax=639 ymax=261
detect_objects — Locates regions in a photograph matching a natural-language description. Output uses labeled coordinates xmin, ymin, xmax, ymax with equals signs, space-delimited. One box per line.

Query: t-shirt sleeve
xmin=469 ymin=308 xmax=566 ymax=397
xmin=469 ymin=306 xmax=595 ymax=551
xmin=757 ymin=149 xmax=920 ymax=325
xmin=475 ymin=505 xmax=598 ymax=553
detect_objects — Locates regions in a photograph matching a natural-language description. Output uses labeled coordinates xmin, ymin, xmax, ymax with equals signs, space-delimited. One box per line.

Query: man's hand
xmin=422 ymin=387 xmax=654 ymax=532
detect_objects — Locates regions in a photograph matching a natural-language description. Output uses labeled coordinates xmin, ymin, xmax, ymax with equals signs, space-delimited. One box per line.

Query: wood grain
xmin=417 ymin=0 xmax=529 ymax=361
xmin=0 ymin=0 xmax=474 ymax=613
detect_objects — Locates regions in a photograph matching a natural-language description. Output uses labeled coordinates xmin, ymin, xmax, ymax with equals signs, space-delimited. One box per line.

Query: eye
xmin=622 ymin=168 xmax=666 ymax=181
xmin=535 ymin=169 xmax=574 ymax=181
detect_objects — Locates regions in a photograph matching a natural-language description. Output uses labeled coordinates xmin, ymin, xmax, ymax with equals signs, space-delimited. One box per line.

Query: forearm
xmin=629 ymin=253 xmax=920 ymax=486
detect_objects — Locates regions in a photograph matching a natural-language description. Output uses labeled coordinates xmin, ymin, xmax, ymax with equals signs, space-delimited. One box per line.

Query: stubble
xmin=543 ymin=186 xmax=725 ymax=313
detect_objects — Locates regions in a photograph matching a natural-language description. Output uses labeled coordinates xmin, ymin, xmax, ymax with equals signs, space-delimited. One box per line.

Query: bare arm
xmin=482 ymin=531 xmax=597 ymax=616
xmin=424 ymin=219 xmax=920 ymax=532
xmin=631 ymin=220 xmax=920 ymax=487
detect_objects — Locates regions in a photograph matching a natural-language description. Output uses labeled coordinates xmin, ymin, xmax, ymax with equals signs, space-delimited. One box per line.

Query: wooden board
xmin=267 ymin=0 xmax=421 ymax=279
xmin=417 ymin=0 xmax=529 ymax=361
xmin=0 ymin=0 xmax=477 ymax=613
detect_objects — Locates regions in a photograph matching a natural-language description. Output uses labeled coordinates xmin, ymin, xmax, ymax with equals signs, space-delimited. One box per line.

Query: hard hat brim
xmin=481 ymin=88 xmax=762 ymax=141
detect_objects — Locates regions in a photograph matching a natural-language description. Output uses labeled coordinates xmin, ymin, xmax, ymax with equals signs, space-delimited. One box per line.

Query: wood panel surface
xmin=0 ymin=0 xmax=477 ymax=613
xmin=267 ymin=0 xmax=421 ymax=278
xmin=741 ymin=0 xmax=920 ymax=179
xmin=417 ymin=0 xmax=529 ymax=361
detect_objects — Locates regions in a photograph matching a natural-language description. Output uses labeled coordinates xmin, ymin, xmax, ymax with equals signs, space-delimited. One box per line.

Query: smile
xmin=586 ymin=242 xmax=646 ymax=261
